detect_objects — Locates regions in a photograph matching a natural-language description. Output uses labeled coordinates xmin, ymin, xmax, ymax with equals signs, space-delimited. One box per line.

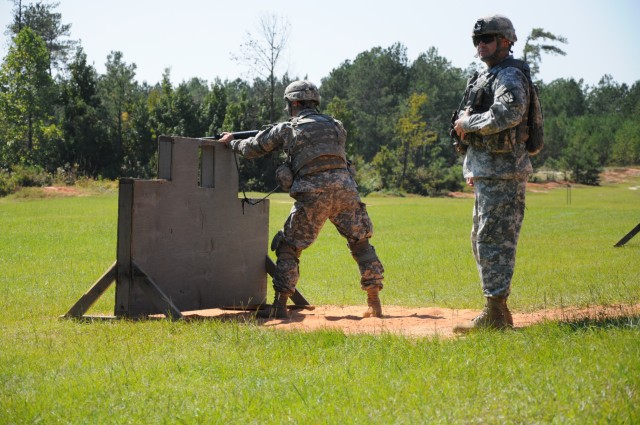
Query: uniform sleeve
xmin=230 ymin=122 xmax=293 ymax=159
xmin=462 ymin=67 xmax=529 ymax=136
xmin=334 ymin=118 xmax=348 ymax=137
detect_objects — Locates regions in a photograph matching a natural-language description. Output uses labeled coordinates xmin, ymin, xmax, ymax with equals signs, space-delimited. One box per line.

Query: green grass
xmin=1 ymin=175 xmax=639 ymax=424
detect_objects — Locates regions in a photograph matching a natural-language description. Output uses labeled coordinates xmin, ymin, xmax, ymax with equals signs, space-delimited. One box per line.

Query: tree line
xmin=1 ymin=1 xmax=639 ymax=196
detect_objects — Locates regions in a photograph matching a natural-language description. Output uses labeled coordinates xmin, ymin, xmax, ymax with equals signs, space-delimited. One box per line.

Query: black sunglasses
xmin=472 ymin=34 xmax=497 ymax=47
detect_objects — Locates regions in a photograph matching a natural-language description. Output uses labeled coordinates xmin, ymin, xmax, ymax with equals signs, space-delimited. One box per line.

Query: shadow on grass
xmin=182 ymin=306 xmax=315 ymax=325
xmin=557 ymin=315 xmax=640 ymax=331
xmin=63 ymin=304 xmax=316 ymax=326
xmin=324 ymin=313 xmax=445 ymax=322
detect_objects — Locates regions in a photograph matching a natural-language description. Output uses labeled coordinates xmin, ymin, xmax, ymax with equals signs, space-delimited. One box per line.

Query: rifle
xmin=201 ymin=130 xmax=259 ymax=141
xmin=449 ymin=109 xmax=467 ymax=155
xmin=450 ymin=71 xmax=479 ymax=155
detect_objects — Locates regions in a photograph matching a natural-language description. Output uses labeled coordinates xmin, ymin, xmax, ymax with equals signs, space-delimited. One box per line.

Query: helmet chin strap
xmin=286 ymin=101 xmax=303 ymax=117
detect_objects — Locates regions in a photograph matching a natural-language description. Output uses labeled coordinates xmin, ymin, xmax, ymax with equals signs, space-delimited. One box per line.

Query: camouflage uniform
xmin=459 ymin=55 xmax=533 ymax=298
xmin=230 ymin=108 xmax=384 ymax=297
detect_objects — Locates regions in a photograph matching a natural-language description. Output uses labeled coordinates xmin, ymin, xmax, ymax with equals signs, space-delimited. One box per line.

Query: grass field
xmin=0 ymin=172 xmax=639 ymax=424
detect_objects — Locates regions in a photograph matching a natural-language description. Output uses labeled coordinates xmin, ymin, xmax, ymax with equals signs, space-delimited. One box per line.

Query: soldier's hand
xmin=218 ymin=132 xmax=235 ymax=147
xmin=454 ymin=111 xmax=470 ymax=140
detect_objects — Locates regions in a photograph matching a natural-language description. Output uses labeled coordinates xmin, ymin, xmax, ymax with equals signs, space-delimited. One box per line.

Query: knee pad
xmin=272 ymin=230 xmax=299 ymax=261
xmin=348 ymin=238 xmax=379 ymax=264
xmin=270 ymin=230 xmax=285 ymax=252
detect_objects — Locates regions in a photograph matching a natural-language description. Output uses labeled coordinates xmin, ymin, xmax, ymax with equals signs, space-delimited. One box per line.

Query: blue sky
xmin=1 ymin=0 xmax=638 ymax=88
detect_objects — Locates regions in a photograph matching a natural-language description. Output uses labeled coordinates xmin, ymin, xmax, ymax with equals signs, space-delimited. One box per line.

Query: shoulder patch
xmin=498 ymin=90 xmax=515 ymax=104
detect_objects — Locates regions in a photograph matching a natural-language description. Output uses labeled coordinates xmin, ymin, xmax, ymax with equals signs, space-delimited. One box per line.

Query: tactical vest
xmin=465 ymin=58 xmax=530 ymax=152
xmin=285 ymin=110 xmax=347 ymax=176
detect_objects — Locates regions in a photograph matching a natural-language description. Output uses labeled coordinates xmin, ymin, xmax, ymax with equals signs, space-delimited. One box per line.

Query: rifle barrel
xmin=201 ymin=130 xmax=259 ymax=141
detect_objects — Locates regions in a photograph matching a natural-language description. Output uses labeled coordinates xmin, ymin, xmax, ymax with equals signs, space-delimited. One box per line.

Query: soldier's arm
xmin=229 ymin=123 xmax=292 ymax=159
xmin=462 ymin=68 xmax=528 ymax=136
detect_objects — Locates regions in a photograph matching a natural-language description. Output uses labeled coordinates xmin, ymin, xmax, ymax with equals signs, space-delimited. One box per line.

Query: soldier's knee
xmin=271 ymin=230 xmax=299 ymax=261
xmin=348 ymin=238 xmax=379 ymax=265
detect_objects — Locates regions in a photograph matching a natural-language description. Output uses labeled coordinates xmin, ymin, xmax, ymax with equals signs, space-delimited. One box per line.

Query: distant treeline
xmin=1 ymin=9 xmax=639 ymax=196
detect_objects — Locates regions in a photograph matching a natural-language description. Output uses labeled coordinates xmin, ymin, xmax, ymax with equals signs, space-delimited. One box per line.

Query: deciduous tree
xmin=0 ymin=27 xmax=55 ymax=167
xmin=231 ymin=13 xmax=290 ymax=123
xmin=396 ymin=93 xmax=437 ymax=189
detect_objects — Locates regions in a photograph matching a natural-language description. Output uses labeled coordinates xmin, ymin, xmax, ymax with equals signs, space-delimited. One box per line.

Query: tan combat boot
xmin=363 ymin=286 xmax=383 ymax=318
xmin=497 ymin=296 xmax=514 ymax=327
xmin=257 ymin=292 xmax=290 ymax=319
xmin=453 ymin=296 xmax=512 ymax=334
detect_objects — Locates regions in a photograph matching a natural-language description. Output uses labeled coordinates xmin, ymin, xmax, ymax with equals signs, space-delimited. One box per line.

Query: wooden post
xmin=63 ymin=262 xmax=116 ymax=318
xmin=614 ymin=223 xmax=640 ymax=247
xmin=115 ymin=179 xmax=134 ymax=316
xmin=132 ymin=262 xmax=183 ymax=319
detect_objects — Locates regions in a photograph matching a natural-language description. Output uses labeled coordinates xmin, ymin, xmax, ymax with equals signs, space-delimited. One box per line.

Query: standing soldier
xmin=219 ymin=80 xmax=384 ymax=319
xmin=452 ymin=15 xmax=533 ymax=332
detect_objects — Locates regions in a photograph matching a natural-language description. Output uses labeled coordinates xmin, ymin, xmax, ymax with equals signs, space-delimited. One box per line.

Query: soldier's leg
xmin=346 ymin=238 xmax=384 ymax=289
xmin=270 ymin=229 xmax=300 ymax=299
xmin=473 ymin=179 xmax=525 ymax=298
xmin=348 ymin=237 xmax=384 ymax=318
xmin=264 ymin=192 xmax=331 ymax=318
xmin=330 ymin=190 xmax=384 ymax=317
xmin=258 ymin=231 xmax=297 ymax=319
xmin=471 ymin=195 xmax=481 ymax=271
xmin=455 ymin=178 xmax=525 ymax=332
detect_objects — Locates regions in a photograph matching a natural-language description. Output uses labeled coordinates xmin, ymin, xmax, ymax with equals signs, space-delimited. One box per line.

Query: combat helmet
xmin=283 ymin=80 xmax=321 ymax=104
xmin=472 ymin=14 xmax=517 ymax=43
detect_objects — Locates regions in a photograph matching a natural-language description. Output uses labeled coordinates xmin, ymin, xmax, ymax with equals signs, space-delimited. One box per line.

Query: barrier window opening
xmin=199 ymin=145 xmax=215 ymax=188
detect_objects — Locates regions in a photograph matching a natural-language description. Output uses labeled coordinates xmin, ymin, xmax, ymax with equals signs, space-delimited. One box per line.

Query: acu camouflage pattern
xmin=458 ymin=55 xmax=532 ymax=299
xmin=230 ymin=108 xmax=383 ymax=296
xmin=471 ymin=179 xmax=526 ymax=298
xmin=230 ymin=109 xmax=354 ymax=193
xmin=288 ymin=111 xmax=347 ymax=176
xmin=283 ymin=80 xmax=321 ymax=103
xmin=467 ymin=57 xmax=545 ymax=156
xmin=272 ymin=189 xmax=384 ymax=296
xmin=472 ymin=14 xmax=517 ymax=42
xmin=460 ymin=55 xmax=533 ymax=179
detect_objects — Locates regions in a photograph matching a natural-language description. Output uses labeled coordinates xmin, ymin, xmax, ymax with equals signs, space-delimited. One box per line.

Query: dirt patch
xmin=447 ymin=191 xmax=474 ymax=198
xmin=449 ymin=181 xmax=576 ymax=197
xmin=601 ymin=167 xmax=640 ymax=184
xmin=526 ymin=181 xmax=571 ymax=192
xmin=42 ymin=186 xmax=85 ymax=196
xmin=182 ymin=303 xmax=640 ymax=338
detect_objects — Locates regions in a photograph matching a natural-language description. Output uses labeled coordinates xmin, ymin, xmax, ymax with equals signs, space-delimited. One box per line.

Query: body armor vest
xmin=465 ymin=60 xmax=529 ymax=151
xmin=286 ymin=111 xmax=347 ymax=176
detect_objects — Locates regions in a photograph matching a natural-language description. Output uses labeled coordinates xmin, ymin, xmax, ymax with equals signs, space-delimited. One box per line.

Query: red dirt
xmin=42 ymin=186 xmax=84 ymax=196
xmin=447 ymin=191 xmax=474 ymax=198
xmin=448 ymin=167 xmax=640 ymax=197
xmin=182 ymin=303 xmax=640 ymax=338
xmin=601 ymin=167 xmax=640 ymax=184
